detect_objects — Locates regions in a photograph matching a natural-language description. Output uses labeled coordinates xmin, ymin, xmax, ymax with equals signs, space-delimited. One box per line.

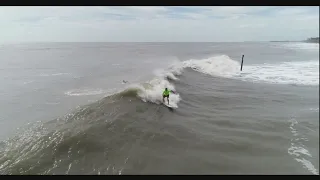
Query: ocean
xmin=0 ymin=42 xmax=318 ymax=175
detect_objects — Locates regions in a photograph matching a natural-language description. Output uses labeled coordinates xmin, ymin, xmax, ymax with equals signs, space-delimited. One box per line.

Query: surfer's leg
xmin=167 ymin=96 xmax=169 ymax=104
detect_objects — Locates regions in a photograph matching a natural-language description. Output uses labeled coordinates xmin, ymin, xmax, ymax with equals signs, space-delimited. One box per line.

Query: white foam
xmin=45 ymin=102 xmax=60 ymax=105
xmin=288 ymin=118 xmax=319 ymax=175
xmin=65 ymin=89 xmax=105 ymax=96
xmin=168 ymin=60 xmax=185 ymax=76
xmin=132 ymin=78 xmax=181 ymax=108
xmin=239 ymin=60 xmax=319 ymax=86
xmin=282 ymin=42 xmax=319 ymax=52
xmin=124 ymin=61 xmax=183 ymax=108
xmin=153 ymin=69 xmax=179 ymax=81
xmin=308 ymin=107 xmax=319 ymax=112
xmin=183 ymin=55 xmax=240 ymax=78
xmin=295 ymin=158 xmax=319 ymax=175
xmin=180 ymin=55 xmax=319 ymax=86
xmin=39 ymin=73 xmax=71 ymax=77
xmin=22 ymin=80 xmax=34 ymax=85
xmin=288 ymin=144 xmax=312 ymax=157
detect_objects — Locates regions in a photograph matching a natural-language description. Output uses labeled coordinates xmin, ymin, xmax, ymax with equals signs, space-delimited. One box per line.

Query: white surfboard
xmin=162 ymin=102 xmax=178 ymax=109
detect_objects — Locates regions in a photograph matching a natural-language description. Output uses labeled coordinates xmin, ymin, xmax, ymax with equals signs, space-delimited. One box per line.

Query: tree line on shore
xmin=305 ymin=37 xmax=319 ymax=43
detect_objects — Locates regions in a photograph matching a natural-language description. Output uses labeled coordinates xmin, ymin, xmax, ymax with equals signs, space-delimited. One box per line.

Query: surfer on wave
xmin=163 ymin=88 xmax=175 ymax=105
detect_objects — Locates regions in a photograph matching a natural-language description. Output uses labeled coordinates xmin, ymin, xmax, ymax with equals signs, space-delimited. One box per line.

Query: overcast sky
xmin=0 ymin=6 xmax=319 ymax=43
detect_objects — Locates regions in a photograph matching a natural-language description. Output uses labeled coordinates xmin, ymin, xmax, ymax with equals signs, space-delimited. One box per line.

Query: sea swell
xmin=0 ymin=52 xmax=318 ymax=174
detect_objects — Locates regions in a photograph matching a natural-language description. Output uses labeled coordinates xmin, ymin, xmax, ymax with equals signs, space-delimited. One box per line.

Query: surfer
xmin=163 ymin=88 xmax=175 ymax=105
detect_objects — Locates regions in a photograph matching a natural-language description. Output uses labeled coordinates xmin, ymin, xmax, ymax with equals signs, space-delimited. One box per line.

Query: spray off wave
xmin=182 ymin=55 xmax=240 ymax=78
xmin=122 ymin=73 xmax=181 ymax=108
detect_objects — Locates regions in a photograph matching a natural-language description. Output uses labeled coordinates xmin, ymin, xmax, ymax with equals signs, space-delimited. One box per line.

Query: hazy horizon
xmin=0 ymin=40 xmax=316 ymax=45
xmin=0 ymin=6 xmax=318 ymax=44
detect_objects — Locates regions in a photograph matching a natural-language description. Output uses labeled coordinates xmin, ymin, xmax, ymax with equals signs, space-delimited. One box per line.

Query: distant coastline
xmin=270 ymin=37 xmax=319 ymax=43
xmin=270 ymin=41 xmax=299 ymax=42
xmin=305 ymin=37 xmax=319 ymax=43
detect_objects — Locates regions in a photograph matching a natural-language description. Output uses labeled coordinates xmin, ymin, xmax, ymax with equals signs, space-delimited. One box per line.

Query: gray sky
xmin=0 ymin=6 xmax=319 ymax=43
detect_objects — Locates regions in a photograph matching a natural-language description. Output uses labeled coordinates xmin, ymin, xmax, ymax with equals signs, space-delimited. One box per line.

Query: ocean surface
xmin=0 ymin=42 xmax=318 ymax=175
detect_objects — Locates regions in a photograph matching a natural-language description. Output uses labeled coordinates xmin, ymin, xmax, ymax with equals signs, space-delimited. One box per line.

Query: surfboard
xmin=162 ymin=102 xmax=177 ymax=109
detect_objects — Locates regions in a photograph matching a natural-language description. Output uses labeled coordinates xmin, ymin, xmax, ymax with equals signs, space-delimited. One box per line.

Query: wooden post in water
xmin=240 ymin=55 xmax=244 ymax=71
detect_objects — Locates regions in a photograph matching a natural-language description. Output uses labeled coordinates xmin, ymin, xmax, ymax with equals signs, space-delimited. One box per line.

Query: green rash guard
xmin=163 ymin=90 xmax=170 ymax=96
